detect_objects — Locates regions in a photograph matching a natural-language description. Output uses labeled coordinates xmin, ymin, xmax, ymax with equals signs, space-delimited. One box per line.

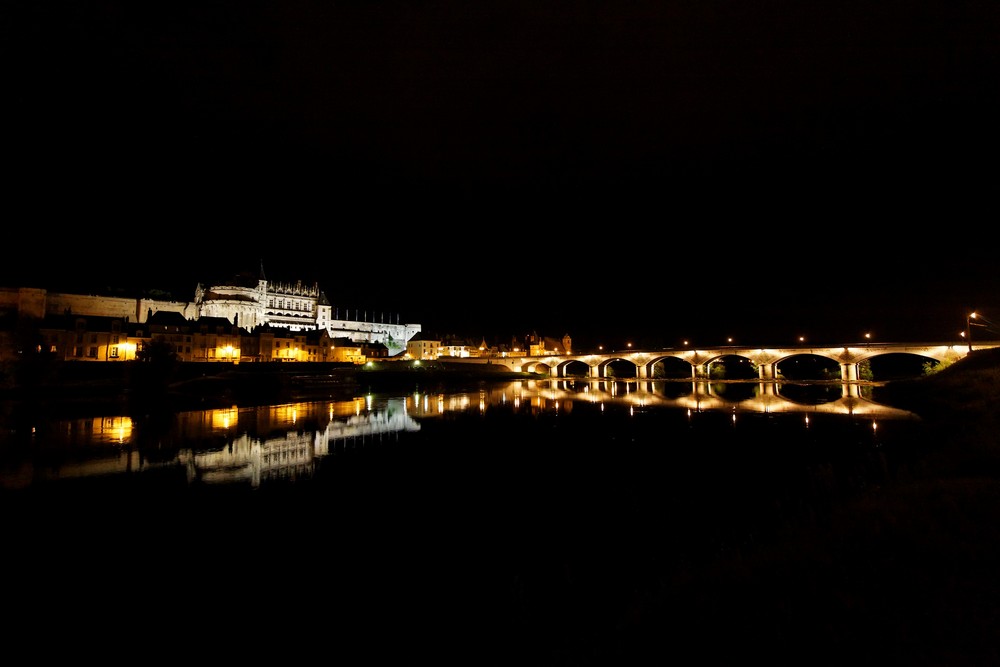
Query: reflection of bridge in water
xmin=2 ymin=379 xmax=919 ymax=491
xmin=530 ymin=379 xmax=920 ymax=419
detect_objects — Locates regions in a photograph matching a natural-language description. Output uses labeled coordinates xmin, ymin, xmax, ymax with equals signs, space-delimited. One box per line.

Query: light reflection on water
xmin=0 ymin=379 xmax=918 ymax=493
xmin=0 ymin=377 xmax=946 ymax=666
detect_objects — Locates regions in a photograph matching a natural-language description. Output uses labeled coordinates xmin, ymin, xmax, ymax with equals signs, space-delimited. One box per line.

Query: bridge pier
xmin=758 ymin=363 xmax=776 ymax=380
xmin=841 ymin=362 xmax=858 ymax=383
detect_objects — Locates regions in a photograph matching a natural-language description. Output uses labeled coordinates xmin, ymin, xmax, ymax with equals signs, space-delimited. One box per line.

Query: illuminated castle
xmin=193 ymin=274 xmax=420 ymax=355
xmin=0 ymin=274 xmax=421 ymax=357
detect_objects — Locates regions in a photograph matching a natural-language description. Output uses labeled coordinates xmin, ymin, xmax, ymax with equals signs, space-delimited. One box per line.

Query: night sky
xmin=6 ymin=1 xmax=999 ymax=349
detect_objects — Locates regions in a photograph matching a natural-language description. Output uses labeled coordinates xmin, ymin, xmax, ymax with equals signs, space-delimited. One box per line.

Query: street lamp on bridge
xmin=966 ymin=311 xmax=980 ymax=352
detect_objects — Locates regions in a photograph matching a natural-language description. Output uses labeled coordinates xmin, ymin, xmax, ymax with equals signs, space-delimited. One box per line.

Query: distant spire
xmin=260 ymin=259 xmax=267 ymax=282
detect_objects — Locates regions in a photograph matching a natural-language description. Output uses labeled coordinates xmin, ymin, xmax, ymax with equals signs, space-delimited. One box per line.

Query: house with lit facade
xmin=405 ymin=332 xmax=573 ymax=361
xmin=405 ymin=332 xmax=441 ymax=361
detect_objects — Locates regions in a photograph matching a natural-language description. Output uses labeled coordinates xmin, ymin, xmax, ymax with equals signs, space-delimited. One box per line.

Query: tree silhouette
xmin=128 ymin=339 xmax=179 ymax=409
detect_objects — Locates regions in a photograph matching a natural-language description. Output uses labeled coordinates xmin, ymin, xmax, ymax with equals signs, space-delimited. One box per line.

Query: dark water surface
xmin=1 ymin=380 xmax=937 ymax=664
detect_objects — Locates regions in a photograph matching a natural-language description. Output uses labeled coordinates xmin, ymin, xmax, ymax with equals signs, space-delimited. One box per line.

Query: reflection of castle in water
xmin=178 ymin=397 xmax=422 ymax=487
xmin=1 ymin=379 xmax=919 ymax=492
xmin=2 ymin=397 xmax=421 ymax=491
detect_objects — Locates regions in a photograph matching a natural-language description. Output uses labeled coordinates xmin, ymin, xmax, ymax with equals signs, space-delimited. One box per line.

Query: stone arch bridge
xmin=472 ymin=341 xmax=1000 ymax=382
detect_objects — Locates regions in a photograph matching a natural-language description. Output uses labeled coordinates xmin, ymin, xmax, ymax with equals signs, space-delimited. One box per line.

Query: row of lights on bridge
xmin=598 ymin=334 xmax=875 ymax=352
xmin=598 ymin=312 xmax=992 ymax=353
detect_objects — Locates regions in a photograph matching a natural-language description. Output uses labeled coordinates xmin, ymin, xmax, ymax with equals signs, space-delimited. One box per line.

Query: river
xmin=0 ymin=378 xmax=942 ymax=665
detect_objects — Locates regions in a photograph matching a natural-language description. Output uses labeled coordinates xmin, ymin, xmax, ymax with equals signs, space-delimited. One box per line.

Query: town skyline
xmin=3 ymin=254 xmax=997 ymax=354
xmin=9 ymin=1 xmax=1000 ymax=348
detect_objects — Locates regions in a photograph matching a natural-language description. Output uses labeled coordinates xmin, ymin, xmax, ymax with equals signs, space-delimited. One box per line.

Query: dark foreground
xmin=5 ymin=352 xmax=1000 ymax=665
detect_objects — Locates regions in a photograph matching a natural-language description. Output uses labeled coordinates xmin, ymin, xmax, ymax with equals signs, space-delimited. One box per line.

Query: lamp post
xmin=967 ymin=311 xmax=977 ymax=352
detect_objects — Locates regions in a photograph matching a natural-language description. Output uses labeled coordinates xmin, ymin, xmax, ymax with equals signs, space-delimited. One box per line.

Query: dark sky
xmin=6 ymin=1 xmax=999 ymax=349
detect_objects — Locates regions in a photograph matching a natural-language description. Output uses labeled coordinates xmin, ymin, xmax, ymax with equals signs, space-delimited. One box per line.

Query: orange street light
xmin=967 ymin=311 xmax=978 ymax=352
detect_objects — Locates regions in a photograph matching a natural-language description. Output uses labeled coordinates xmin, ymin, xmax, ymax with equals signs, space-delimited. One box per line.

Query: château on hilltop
xmin=0 ymin=273 xmax=421 ymax=363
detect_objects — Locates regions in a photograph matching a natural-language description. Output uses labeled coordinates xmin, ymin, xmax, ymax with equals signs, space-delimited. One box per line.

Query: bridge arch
xmin=522 ymin=361 xmax=553 ymax=376
xmin=560 ymin=358 xmax=593 ymax=377
xmin=648 ymin=355 xmax=695 ymax=379
xmin=773 ymin=353 xmax=843 ymax=381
